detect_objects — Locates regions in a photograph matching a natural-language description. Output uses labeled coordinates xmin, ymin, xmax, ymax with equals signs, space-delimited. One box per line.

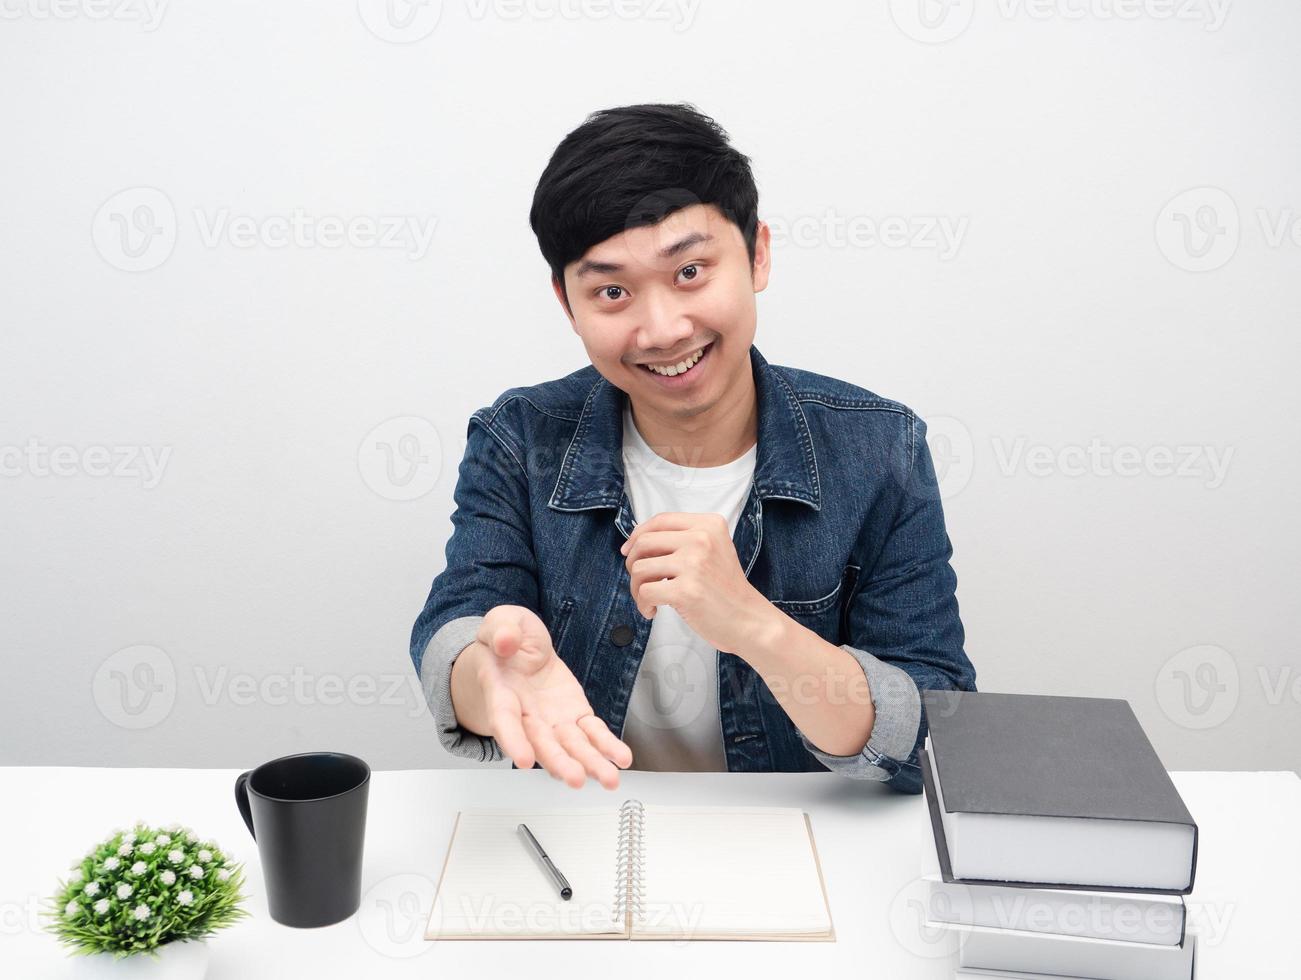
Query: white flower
xmin=168 ymin=849 xmax=185 ymax=864
xmin=123 ymin=832 xmax=137 ymax=844
xmin=117 ymin=843 xmax=133 ymax=857
xmin=64 ymin=900 xmax=79 ymax=917
xmin=116 ymin=883 xmax=132 ymax=900
xmin=160 ymin=870 xmax=176 ymax=885
xmin=216 ymin=868 xmax=231 ymax=882
xmin=138 ymin=842 xmax=156 ymax=855
xmin=130 ymin=861 xmax=147 ymax=876
xmin=155 ymin=834 xmax=171 ymax=846
xmin=186 ymin=832 xmax=198 ymax=843
xmin=68 ymin=868 xmax=84 ymax=883
xmin=103 ymin=857 xmax=120 ymax=871
xmin=83 ymin=882 xmax=100 ymax=897
xmin=132 ymin=904 xmax=150 ymax=921
xmin=197 ymin=849 xmax=212 ymax=863
xmin=177 ymin=890 xmax=193 ymax=906
xmin=93 ymin=898 xmax=109 ymax=914
xmin=188 ymin=865 xmax=204 ymax=879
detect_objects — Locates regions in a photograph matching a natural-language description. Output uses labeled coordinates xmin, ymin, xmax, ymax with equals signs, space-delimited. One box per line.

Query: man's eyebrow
xmin=573 ymin=231 xmax=716 ymax=279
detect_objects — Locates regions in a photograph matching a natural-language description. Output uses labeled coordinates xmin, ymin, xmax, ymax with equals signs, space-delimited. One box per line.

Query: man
xmin=410 ymin=103 xmax=976 ymax=794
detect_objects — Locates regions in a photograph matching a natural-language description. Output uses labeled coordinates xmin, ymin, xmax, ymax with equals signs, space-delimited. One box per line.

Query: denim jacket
xmin=409 ymin=344 xmax=977 ymax=794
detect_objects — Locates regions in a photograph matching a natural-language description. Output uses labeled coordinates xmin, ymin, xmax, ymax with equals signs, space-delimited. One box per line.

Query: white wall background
xmin=1 ymin=0 xmax=1296 ymax=776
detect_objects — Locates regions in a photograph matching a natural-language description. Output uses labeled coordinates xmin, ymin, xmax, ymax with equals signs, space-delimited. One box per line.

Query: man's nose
xmin=635 ymin=290 xmax=693 ymax=353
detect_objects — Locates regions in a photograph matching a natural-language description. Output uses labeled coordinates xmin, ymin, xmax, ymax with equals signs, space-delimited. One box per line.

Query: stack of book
xmin=918 ymin=690 xmax=1199 ymax=980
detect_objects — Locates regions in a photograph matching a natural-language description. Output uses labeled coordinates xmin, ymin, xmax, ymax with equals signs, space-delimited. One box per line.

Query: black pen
xmin=518 ymin=823 xmax=573 ymax=900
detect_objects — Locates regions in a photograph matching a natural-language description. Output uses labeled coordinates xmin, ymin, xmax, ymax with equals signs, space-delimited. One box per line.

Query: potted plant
xmin=44 ymin=822 xmax=249 ymax=978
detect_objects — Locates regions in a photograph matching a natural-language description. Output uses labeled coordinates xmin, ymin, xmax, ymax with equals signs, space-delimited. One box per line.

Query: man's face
xmin=554 ymin=203 xmax=771 ymax=418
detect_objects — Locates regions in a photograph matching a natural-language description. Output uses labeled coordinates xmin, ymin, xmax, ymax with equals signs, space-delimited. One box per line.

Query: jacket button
xmin=610 ymin=624 xmax=634 ymax=647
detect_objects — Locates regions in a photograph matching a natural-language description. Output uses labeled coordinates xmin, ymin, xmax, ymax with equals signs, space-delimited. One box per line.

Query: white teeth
xmin=644 ymin=345 xmax=706 ymax=377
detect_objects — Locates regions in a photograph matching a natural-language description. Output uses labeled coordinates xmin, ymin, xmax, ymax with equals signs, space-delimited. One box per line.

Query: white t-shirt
xmin=619 ymin=402 xmax=758 ymax=772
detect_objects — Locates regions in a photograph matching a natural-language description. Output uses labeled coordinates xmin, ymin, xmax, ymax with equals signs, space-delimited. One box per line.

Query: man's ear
xmin=751 ymin=219 xmax=772 ymax=294
xmin=551 ymin=274 xmax=577 ymax=331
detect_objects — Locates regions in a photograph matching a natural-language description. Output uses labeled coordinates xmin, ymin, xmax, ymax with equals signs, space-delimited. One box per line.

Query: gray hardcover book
xmin=921 ymin=690 xmax=1198 ymax=895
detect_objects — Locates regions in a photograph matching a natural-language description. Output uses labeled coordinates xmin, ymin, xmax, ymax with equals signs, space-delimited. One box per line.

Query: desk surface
xmin=1 ymin=768 xmax=1295 ymax=977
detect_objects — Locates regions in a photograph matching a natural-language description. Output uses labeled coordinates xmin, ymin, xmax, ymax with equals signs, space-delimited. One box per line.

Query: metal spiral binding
xmin=612 ymin=799 xmax=646 ymax=928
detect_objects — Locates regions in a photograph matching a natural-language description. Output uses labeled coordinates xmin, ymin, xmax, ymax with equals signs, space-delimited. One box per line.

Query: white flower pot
xmin=68 ymin=939 xmax=210 ymax=980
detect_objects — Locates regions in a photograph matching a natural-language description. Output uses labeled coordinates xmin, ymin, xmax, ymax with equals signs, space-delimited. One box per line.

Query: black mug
xmin=234 ymin=751 xmax=370 ymax=928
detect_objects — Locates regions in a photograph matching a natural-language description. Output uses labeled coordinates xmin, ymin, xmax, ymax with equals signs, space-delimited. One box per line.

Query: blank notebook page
xmin=636 ymin=806 xmax=832 ymax=938
xmin=428 ymin=808 xmax=623 ymax=938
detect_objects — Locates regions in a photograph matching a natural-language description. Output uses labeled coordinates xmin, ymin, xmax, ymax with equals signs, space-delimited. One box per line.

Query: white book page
xmin=634 ymin=806 xmax=831 ymax=938
xmin=427 ymin=807 xmax=624 ymax=938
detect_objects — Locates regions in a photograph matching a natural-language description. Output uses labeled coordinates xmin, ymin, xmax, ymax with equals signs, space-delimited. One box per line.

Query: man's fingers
xmin=522 ymin=715 xmax=585 ymax=788
xmin=576 ymin=714 xmax=633 ymax=770
xmin=478 ymin=617 xmax=522 ymax=660
xmin=554 ymin=722 xmax=621 ymax=791
xmin=486 ymin=688 xmax=534 ymax=770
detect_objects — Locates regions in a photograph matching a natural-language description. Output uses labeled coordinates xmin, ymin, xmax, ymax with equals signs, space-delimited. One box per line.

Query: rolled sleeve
xmin=418 ymin=614 xmax=503 ymax=763
xmin=795 ymin=643 xmax=922 ymax=784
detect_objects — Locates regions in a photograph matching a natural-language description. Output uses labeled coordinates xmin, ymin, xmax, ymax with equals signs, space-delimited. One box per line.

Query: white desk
xmin=1 ymin=768 xmax=1295 ymax=977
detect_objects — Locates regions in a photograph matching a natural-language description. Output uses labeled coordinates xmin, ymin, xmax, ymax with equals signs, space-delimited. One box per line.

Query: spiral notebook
xmin=424 ymin=800 xmax=835 ymax=941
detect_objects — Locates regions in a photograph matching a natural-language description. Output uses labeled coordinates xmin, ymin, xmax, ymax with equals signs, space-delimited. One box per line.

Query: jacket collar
xmin=548 ymin=343 xmax=821 ymax=513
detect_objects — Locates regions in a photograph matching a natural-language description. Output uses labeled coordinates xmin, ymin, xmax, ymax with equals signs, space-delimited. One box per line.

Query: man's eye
xmin=598 ymin=285 xmax=625 ymax=302
xmin=678 ymin=264 xmax=700 ymax=283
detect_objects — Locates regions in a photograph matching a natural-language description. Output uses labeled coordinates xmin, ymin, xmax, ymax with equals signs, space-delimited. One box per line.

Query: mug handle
xmin=234 ymin=771 xmax=256 ymax=840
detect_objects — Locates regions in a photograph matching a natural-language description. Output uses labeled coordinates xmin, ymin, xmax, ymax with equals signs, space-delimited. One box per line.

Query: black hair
xmin=528 ymin=103 xmax=760 ymax=308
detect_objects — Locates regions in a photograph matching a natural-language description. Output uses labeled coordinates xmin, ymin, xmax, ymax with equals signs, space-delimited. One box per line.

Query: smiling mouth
xmin=639 ymin=341 xmax=713 ymax=377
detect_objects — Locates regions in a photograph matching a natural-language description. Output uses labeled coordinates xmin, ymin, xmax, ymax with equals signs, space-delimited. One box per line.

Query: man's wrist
xmin=736 ymin=598 xmax=796 ymax=671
